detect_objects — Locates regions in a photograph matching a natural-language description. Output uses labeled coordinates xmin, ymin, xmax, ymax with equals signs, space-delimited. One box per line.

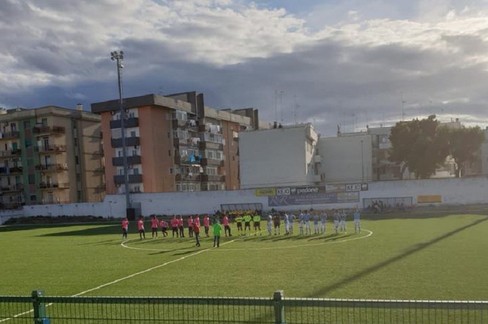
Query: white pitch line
xmin=0 ymin=230 xmax=370 ymax=322
xmin=0 ymin=241 xmax=227 ymax=323
xmin=73 ymin=238 xmax=236 ymax=297
xmin=121 ymin=229 xmax=373 ymax=253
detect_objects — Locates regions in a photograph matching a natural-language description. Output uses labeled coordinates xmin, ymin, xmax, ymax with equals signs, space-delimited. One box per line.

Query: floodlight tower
xmin=110 ymin=50 xmax=131 ymax=215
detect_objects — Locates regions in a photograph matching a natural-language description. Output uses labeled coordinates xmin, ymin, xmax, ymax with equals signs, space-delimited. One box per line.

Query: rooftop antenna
xmin=401 ymin=92 xmax=406 ymax=121
xmin=274 ymin=90 xmax=278 ymax=122
xmin=279 ymin=90 xmax=284 ymax=124
xmin=293 ymin=95 xmax=299 ymax=125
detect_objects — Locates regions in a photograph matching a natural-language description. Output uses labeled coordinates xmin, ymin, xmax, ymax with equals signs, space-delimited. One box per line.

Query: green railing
xmin=1 ymin=290 xmax=488 ymax=323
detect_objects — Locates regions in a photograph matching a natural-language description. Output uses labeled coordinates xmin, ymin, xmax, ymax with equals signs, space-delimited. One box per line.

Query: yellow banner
xmin=417 ymin=195 xmax=442 ymax=203
xmin=255 ymin=188 xmax=276 ymax=197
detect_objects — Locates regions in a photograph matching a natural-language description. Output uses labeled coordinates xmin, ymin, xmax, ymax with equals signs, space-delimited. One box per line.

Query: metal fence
xmin=1 ymin=290 xmax=488 ymax=323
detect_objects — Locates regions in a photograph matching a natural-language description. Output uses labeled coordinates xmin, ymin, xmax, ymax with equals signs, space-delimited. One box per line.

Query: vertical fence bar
xmin=273 ymin=290 xmax=285 ymax=324
xmin=31 ymin=290 xmax=50 ymax=324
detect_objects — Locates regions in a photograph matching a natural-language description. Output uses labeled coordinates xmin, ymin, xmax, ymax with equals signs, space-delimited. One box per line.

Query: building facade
xmin=91 ymin=92 xmax=257 ymax=194
xmin=318 ymin=132 xmax=373 ymax=183
xmin=0 ymin=106 xmax=103 ymax=209
xmin=239 ymin=123 xmax=319 ymax=189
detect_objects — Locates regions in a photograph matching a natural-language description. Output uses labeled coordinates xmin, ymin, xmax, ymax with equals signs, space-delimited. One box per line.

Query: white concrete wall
xmin=240 ymin=126 xmax=312 ymax=188
xmin=2 ymin=177 xmax=488 ymax=224
xmin=319 ymin=134 xmax=372 ymax=183
xmin=363 ymin=177 xmax=488 ymax=205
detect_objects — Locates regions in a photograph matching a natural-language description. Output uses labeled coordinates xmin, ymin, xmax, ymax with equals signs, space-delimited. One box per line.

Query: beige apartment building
xmin=0 ymin=106 xmax=104 ymax=209
xmin=91 ymin=92 xmax=258 ymax=194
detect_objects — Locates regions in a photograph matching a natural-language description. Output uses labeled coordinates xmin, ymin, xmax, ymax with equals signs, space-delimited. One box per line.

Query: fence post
xmin=31 ymin=290 xmax=50 ymax=324
xmin=273 ymin=290 xmax=285 ymax=324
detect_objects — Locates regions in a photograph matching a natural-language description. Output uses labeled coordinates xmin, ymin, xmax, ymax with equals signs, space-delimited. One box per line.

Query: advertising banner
xmin=268 ymin=191 xmax=359 ymax=207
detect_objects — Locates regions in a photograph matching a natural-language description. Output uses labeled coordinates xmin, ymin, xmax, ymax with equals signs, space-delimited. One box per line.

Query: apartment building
xmin=91 ymin=92 xmax=257 ymax=194
xmin=0 ymin=106 xmax=103 ymax=209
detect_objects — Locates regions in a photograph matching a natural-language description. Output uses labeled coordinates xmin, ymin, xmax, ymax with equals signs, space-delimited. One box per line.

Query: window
xmin=30 ymin=195 xmax=37 ymax=202
xmin=206 ymin=167 xmax=218 ymax=175
xmin=28 ymin=174 xmax=35 ymax=184
xmin=43 ymin=137 xmax=49 ymax=149
xmin=24 ymin=120 xmax=31 ymax=129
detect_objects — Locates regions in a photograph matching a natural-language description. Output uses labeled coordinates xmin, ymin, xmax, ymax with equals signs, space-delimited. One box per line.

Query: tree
xmin=438 ymin=126 xmax=484 ymax=177
xmin=389 ymin=115 xmax=448 ymax=179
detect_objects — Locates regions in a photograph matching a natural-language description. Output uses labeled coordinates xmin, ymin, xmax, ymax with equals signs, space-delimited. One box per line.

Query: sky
xmin=1 ymin=0 xmax=488 ymax=136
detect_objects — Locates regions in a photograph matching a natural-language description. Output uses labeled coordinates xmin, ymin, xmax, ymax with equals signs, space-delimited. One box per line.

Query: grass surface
xmin=2 ymin=213 xmax=488 ymax=300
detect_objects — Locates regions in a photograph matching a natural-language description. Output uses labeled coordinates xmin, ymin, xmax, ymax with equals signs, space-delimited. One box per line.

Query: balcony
xmin=114 ymin=174 xmax=143 ymax=184
xmin=35 ymin=163 xmax=68 ymax=173
xmin=172 ymin=119 xmax=186 ymax=129
xmin=0 ymin=148 xmax=21 ymax=157
xmin=112 ymin=155 xmax=141 ymax=166
xmin=111 ymin=136 xmax=140 ymax=148
xmin=110 ymin=117 xmax=139 ymax=129
xmin=33 ymin=125 xmax=65 ymax=135
xmin=37 ymin=145 xmax=67 ymax=154
xmin=198 ymin=174 xmax=225 ymax=182
xmin=200 ymin=158 xmax=224 ymax=167
xmin=0 ymin=131 xmax=20 ymax=140
xmin=175 ymin=173 xmax=200 ymax=182
xmin=199 ymin=141 xmax=224 ymax=150
xmin=10 ymin=166 xmax=23 ymax=174
xmin=93 ymin=167 xmax=105 ymax=175
xmin=0 ymin=166 xmax=24 ymax=176
xmin=39 ymin=182 xmax=69 ymax=190
xmin=1 ymin=184 xmax=24 ymax=192
xmin=199 ymin=124 xmax=222 ymax=134
xmin=174 ymin=154 xmax=202 ymax=165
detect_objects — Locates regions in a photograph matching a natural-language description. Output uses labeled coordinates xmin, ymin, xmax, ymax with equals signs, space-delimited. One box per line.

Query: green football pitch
xmin=2 ymin=213 xmax=488 ymax=301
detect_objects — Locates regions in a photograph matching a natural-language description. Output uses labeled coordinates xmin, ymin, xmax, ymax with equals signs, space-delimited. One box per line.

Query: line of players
xmin=121 ymin=209 xmax=361 ymax=241
xmin=266 ymin=209 xmax=361 ymax=236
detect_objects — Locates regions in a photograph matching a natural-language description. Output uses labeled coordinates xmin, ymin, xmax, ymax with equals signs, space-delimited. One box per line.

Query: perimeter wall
xmin=1 ymin=177 xmax=487 ymax=223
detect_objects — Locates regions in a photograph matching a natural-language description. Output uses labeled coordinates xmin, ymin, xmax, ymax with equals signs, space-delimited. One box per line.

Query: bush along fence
xmin=1 ymin=290 xmax=488 ymax=323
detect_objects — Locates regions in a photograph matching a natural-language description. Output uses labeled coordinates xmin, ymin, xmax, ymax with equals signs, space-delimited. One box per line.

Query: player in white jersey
xmin=340 ymin=210 xmax=347 ymax=232
xmin=304 ymin=211 xmax=311 ymax=235
xmin=312 ymin=212 xmax=319 ymax=234
xmin=333 ymin=210 xmax=340 ymax=234
xmin=298 ymin=211 xmax=305 ymax=235
xmin=354 ymin=208 xmax=361 ymax=233
xmin=267 ymin=215 xmax=273 ymax=235
xmin=288 ymin=212 xmax=295 ymax=234
xmin=320 ymin=211 xmax=327 ymax=234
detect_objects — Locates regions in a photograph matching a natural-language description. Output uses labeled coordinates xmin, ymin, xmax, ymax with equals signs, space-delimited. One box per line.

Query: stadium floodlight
xmin=110 ymin=50 xmax=131 ymax=215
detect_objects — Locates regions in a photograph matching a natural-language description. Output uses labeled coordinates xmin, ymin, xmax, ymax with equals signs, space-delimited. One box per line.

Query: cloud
xmin=0 ymin=0 xmax=488 ymax=137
